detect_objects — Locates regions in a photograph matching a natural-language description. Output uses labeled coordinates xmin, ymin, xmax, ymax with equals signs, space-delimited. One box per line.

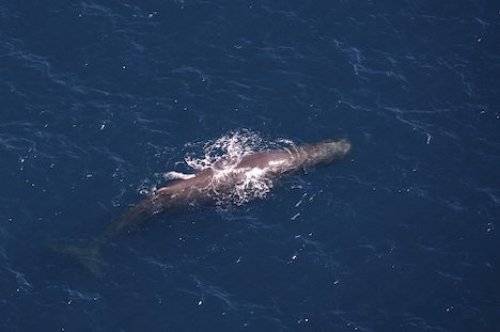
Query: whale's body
xmin=157 ymin=138 xmax=350 ymax=201
xmin=51 ymin=138 xmax=351 ymax=276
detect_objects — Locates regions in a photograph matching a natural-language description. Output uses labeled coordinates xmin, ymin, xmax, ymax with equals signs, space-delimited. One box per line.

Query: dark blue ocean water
xmin=1 ymin=1 xmax=499 ymax=331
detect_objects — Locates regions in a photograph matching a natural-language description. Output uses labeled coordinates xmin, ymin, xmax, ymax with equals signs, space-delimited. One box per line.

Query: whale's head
xmin=300 ymin=138 xmax=351 ymax=166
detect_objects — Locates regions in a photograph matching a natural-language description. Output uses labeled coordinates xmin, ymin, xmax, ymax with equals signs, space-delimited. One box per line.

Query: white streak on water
xmin=163 ymin=171 xmax=195 ymax=180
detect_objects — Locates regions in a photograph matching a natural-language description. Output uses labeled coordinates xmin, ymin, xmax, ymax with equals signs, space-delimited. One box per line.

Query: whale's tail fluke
xmin=48 ymin=239 xmax=105 ymax=278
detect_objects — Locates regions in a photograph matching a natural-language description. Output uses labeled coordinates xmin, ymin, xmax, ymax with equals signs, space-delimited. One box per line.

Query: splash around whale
xmin=50 ymin=134 xmax=351 ymax=276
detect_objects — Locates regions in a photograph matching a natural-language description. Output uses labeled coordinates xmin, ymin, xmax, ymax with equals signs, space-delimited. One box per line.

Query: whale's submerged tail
xmin=48 ymin=240 xmax=105 ymax=277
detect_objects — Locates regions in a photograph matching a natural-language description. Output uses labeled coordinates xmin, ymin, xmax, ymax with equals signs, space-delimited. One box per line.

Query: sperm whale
xmin=50 ymin=138 xmax=351 ymax=276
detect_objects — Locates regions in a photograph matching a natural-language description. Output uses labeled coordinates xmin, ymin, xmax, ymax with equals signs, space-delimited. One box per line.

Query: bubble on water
xmin=185 ymin=129 xmax=267 ymax=171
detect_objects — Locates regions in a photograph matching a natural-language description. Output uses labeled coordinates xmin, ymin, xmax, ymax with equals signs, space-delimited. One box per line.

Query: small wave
xmin=63 ymin=286 xmax=101 ymax=303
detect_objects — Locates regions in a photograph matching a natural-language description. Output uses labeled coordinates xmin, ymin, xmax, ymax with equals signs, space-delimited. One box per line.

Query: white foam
xmin=167 ymin=130 xmax=297 ymax=206
xmin=163 ymin=171 xmax=196 ymax=180
xmin=185 ymin=129 xmax=265 ymax=171
xmin=211 ymin=166 xmax=274 ymax=206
